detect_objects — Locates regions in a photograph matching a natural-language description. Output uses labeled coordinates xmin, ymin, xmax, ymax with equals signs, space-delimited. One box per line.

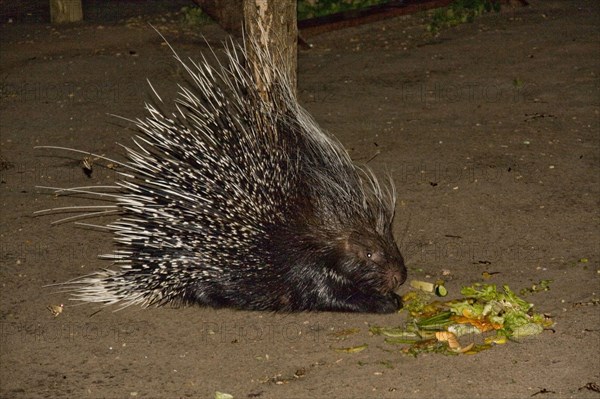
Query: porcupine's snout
xmin=382 ymin=246 xmax=407 ymax=294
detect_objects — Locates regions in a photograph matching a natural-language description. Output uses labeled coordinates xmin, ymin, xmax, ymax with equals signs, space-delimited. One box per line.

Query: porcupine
xmin=40 ymin=36 xmax=407 ymax=313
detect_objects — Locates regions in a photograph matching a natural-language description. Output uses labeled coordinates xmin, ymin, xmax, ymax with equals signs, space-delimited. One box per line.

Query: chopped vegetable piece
xmin=332 ymin=344 xmax=368 ymax=353
xmin=410 ymin=280 xmax=435 ymax=292
xmin=435 ymin=284 xmax=448 ymax=297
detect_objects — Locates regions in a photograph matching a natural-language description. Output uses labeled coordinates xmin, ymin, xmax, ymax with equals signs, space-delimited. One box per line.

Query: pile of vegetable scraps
xmin=371 ymin=282 xmax=554 ymax=356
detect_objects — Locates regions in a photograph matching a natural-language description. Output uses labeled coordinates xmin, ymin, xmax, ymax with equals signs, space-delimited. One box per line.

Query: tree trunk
xmin=243 ymin=0 xmax=297 ymax=97
xmin=50 ymin=0 xmax=83 ymax=23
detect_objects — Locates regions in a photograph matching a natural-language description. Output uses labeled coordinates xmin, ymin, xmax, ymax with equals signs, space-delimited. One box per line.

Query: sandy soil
xmin=1 ymin=1 xmax=599 ymax=398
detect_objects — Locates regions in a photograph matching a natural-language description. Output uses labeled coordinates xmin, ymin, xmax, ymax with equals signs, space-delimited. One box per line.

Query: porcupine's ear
xmin=343 ymin=231 xmax=380 ymax=264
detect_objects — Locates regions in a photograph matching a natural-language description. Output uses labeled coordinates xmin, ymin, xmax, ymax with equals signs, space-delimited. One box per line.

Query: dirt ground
xmin=1 ymin=1 xmax=599 ymax=398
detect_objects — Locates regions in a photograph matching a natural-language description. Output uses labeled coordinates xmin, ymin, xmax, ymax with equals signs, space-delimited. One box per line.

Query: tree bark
xmin=243 ymin=0 xmax=297 ymax=97
xmin=50 ymin=0 xmax=83 ymax=24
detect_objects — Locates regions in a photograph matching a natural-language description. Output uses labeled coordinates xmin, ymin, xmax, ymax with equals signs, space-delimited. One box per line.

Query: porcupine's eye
xmin=364 ymin=248 xmax=386 ymax=266
xmin=345 ymin=232 xmax=383 ymax=265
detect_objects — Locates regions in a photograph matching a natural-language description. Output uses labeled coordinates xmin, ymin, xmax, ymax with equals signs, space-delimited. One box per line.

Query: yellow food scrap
xmin=410 ymin=280 xmax=435 ymax=292
xmin=435 ymin=331 xmax=474 ymax=353
xmin=452 ymin=314 xmax=502 ymax=333
xmin=435 ymin=331 xmax=459 ymax=348
xmin=47 ymin=304 xmax=64 ymax=317
xmin=484 ymin=335 xmax=507 ymax=345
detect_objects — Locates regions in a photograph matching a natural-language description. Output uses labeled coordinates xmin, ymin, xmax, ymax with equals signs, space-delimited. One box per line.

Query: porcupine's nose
xmin=385 ymin=265 xmax=407 ymax=292
xmin=389 ymin=269 xmax=406 ymax=290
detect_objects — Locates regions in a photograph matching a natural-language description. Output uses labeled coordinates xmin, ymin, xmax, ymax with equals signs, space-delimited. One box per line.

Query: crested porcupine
xmin=39 ymin=36 xmax=407 ymax=313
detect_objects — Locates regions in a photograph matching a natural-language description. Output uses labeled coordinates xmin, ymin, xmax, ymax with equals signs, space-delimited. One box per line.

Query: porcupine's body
xmin=53 ymin=38 xmax=407 ymax=313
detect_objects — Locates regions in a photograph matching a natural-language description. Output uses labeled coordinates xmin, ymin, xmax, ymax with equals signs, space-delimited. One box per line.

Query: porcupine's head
xmin=338 ymin=226 xmax=406 ymax=298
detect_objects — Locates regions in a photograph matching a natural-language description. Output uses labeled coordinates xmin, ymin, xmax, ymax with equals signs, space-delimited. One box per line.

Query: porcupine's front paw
xmin=336 ymin=290 xmax=403 ymax=313
xmin=374 ymin=292 xmax=403 ymax=314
